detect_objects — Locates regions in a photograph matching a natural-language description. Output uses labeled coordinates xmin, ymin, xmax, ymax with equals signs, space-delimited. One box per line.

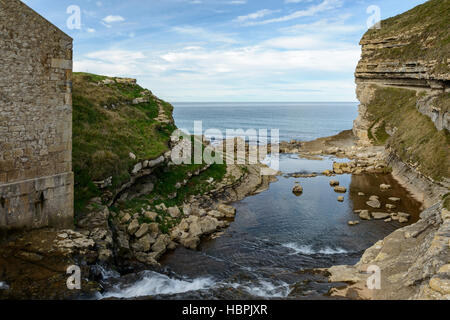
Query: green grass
xmin=362 ymin=0 xmax=450 ymax=73
xmin=72 ymin=72 xmax=175 ymax=215
xmin=365 ymin=86 xmax=450 ymax=182
xmin=443 ymin=193 xmax=450 ymax=210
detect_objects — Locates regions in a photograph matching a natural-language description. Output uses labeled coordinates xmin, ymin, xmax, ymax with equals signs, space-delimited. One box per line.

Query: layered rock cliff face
xmin=328 ymin=0 xmax=450 ymax=300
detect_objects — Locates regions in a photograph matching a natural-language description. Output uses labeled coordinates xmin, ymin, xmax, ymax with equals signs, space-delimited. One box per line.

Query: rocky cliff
xmin=327 ymin=0 xmax=450 ymax=299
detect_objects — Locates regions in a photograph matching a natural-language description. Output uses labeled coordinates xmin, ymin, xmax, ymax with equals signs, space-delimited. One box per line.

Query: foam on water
xmin=0 ymin=282 xmax=9 ymax=290
xmin=101 ymin=271 xmax=215 ymax=299
xmin=282 ymin=243 xmax=348 ymax=255
xmin=230 ymin=280 xmax=291 ymax=298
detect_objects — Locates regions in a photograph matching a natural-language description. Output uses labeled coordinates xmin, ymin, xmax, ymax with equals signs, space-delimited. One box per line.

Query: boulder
xmin=329 ymin=180 xmax=340 ymax=187
xmin=127 ymin=219 xmax=140 ymax=235
xmin=199 ymin=216 xmax=220 ymax=235
xmin=367 ymin=199 xmax=381 ymax=209
xmin=337 ymin=196 xmax=345 ymax=202
xmin=389 ymin=197 xmax=401 ymax=202
xmin=397 ymin=212 xmax=411 ymax=218
xmin=372 ymin=212 xmax=390 ymax=220
xmin=132 ymin=234 xmax=155 ymax=252
xmin=167 ymin=206 xmax=181 ymax=218
xmin=359 ymin=210 xmax=371 ymax=220
xmin=144 ymin=211 xmax=158 ymax=221
xmin=121 ymin=212 xmax=132 ymax=224
xmin=358 ymin=192 xmax=365 ymax=196
xmin=386 ymin=204 xmax=396 ymax=210
xmin=148 ymin=223 xmax=160 ymax=236
xmin=180 ymin=236 xmax=200 ymax=250
xmin=208 ymin=210 xmax=225 ymax=219
xmin=135 ymin=224 xmax=149 ymax=238
xmin=152 ymin=234 xmax=170 ymax=258
xmin=292 ymin=185 xmax=303 ymax=194
xmin=348 ymin=221 xmax=360 ymax=226
xmin=334 ymin=186 xmax=347 ymax=193
xmin=217 ymin=204 xmax=236 ymax=218
xmin=380 ymin=184 xmax=392 ymax=191
xmin=398 ymin=217 xmax=408 ymax=223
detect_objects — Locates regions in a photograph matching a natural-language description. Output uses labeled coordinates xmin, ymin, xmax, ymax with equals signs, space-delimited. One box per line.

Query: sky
xmin=23 ymin=0 xmax=428 ymax=102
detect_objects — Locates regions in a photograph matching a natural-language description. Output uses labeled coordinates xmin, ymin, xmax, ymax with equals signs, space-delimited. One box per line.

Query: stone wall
xmin=0 ymin=0 xmax=74 ymax=231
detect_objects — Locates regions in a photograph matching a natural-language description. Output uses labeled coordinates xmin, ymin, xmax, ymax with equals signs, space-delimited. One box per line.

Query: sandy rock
xmin=127 ymin=219 xmax=140 ymax=235
xmin=167 ymin=206 xmax=181 ymax=218
xmin=367 ymin=199 xmax=381 ymax=209
xmin=135 ymin=224 xmax=149 ymax=238
xmin=386 ymin=204 xmax=396 ymax=210
xmin=329 ymin=180 xmax=340 ymax=186
xmin=208 ymin=210 xmax=225 ymax=219
xmin=359 ymin=210 xmax=371 ymax=220
xmin=334 ymin=186 xmax=347 ymax=193
xmin=372 ymin=212 xmax=390 ymax=220
xmin=180 ymin=236 xmax=200 ymax=250
xmin=389 ymin=197 xmax=401 ymax=202
xmin=292 ymin=185 xmax=303 ymax=194
xmin=121 ymin=212 xmax=132 ymax=224
xmin=338 ymin=196 xmax=345 ymax=202
xmin=380 ymin=184 xmax=391 ymax=191
xmin=144 ymin=211 xmax=158 ymax=221
xmin=217 ymin=204 xmax=236 ymax=218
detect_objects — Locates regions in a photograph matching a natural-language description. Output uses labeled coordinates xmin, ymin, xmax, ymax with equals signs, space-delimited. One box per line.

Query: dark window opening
xmin=0 ymin=197 xmax=5 ymax=209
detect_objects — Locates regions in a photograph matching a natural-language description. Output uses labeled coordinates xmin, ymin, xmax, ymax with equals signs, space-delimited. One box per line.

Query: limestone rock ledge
xmin=326 ymin=203 xmax=450 ymax=300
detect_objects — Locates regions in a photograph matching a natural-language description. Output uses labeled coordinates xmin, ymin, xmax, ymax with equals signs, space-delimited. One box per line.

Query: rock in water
xmin=372 ymin=212 xmax=390 ymax=220
xmin=334 ymin=186 xmax=347 ymax=193
xmin=329 ymin=180 xmax=340 ymax=186
xmin=367 ymin=199 xmax=381 ymax=209
xmin=359 ymin=210 xmax=371 ymax=220
xmin=348 ymin=221 xmax=360 ymax=226
xmin=337 ymin=196 xmax=344 ymax=202
xmin=292 ymin=185 xmax=303 ymax=195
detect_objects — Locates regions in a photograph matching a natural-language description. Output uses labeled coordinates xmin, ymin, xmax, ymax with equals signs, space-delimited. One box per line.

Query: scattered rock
xmin=372 ymin=212 xmax=390 ymax=220
xmin=380 ymin=184 xmax=392 ymax=191
xmin=121 ymin=212 xmax=132 ymax=224
xmin=167 ymin=206 xmax=181 ymax=218
xmin=386 ymin=204 xmax=396 ymax=210
xmin=389 ymin=197 xmax=401 ymax=202
xmin=129 ymin=152 xmax=136 ymax=160
xmin=144 ymin=211 xmax=158 ymax=221
xmin=334 ymin=186 xmax=347 ymax=193
xmin=329 ymin=180 xmax=340 ymax=186
xmin=292 ymin=185 xmax=304 ymax=194
xmin=384 ymin=218 xmax=392 ymax=222
xmin=359 ymin=210 xmax=371 ymax=220
xmin=358 ymin=192 xmax=365 ymax=196
xmin=127 ymin=219 xmax=140 ymax=235
xmin=348 ymin=221 xmax=360 ymax=226
xmin=208 ymin=210 xmax=225 ymax=219
xmin=217 ymin=204 xmax=236 ymax=218
xmin=337 ymin=196 xmax=345 ymax=202
xmin=135 ymin=224 xmax=149 ymax=238
xmin=367 ymin=199 xmax=382 ymax=209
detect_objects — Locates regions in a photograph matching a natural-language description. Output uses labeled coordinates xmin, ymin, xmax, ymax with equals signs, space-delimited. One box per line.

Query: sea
xmin=173 ymin=102 xmax=359 ymax=142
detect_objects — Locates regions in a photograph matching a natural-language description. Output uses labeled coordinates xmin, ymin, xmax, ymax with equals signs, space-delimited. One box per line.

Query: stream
xmin=99 ymin=154 xmax=422 ymax=300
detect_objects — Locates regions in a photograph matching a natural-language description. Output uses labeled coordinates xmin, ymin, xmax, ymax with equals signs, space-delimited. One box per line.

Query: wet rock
xmin=367 ymin=199 xmax=381 ymax=209
xmin=384 ymin=218 xmax=392 ymax=223
xmin=151 ymin=234 xmax=170 ymax=258
xmin=334 ymin=186 xmax=347 ymax=193
xmin=372 ymin=212 xmax=390 ymax=220
xmin=359 ymin=210 xmax=371 ymax=220
xmin=292 ymin=185 xmax=303 ymax=194
xmin=217 ymin=204 xmax=236 ymax=218
xmin=337 ymin=196 xmax=345 ymax=202
xmin=180 ymin=236 xmax=200 ymax=250
xmin=199 ymin=216 xmax=220 ymax=235
xmin=98 ymin=249 xmax=113 ymax=262
xmin=208 ymin=210 xmax=225 ymax=219
xmin=329 ymin=180 xmax=340 ymax=186
xmin=348 ymin=221 xmax=360 ymax=226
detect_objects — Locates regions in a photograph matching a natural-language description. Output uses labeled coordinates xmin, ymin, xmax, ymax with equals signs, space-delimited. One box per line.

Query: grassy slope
xmin=363 ymin=0 xmax=450 ymax=73
xmin=73 ymin=73 xmax=229 ymax=219
xmin=73 ymin=72 xmax=176 ymax=213
xmin=366 ymin=86 xmax=450 ymax=182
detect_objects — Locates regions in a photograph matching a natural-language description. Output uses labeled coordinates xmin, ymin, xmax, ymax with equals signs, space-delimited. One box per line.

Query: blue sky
xmin=23 ymin=0 xmax=427 ymax=102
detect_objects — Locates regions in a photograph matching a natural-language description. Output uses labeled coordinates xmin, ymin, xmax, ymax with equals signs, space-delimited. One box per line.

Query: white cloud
xmin=172 ymin=26 xmax=237 ymax=44
xmin=228 ymin=0 xmax=247 ymax=4
xmin=246 ymin=0 xmax=342 ymax=25
xmin=235 ymin=9 xmax=279 ymax=23
xmin=102 ymin=15 xmax=125 ymax=23
xmin=87 ymin=28 xmax=96 ymax=33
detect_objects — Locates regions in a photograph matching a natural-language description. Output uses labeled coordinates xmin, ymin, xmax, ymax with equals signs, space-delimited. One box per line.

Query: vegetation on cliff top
xmin=72 ymin=72 xmax=176 ymax=213
xmin=363 ymin=0 xmax=450 ymax=72
xmin=366 ymin=86 xmax=450 ymax=182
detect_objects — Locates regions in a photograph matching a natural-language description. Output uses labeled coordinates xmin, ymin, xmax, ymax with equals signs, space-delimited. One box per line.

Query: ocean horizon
xmin=173 ymin=101 xmax=358 ymax=142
